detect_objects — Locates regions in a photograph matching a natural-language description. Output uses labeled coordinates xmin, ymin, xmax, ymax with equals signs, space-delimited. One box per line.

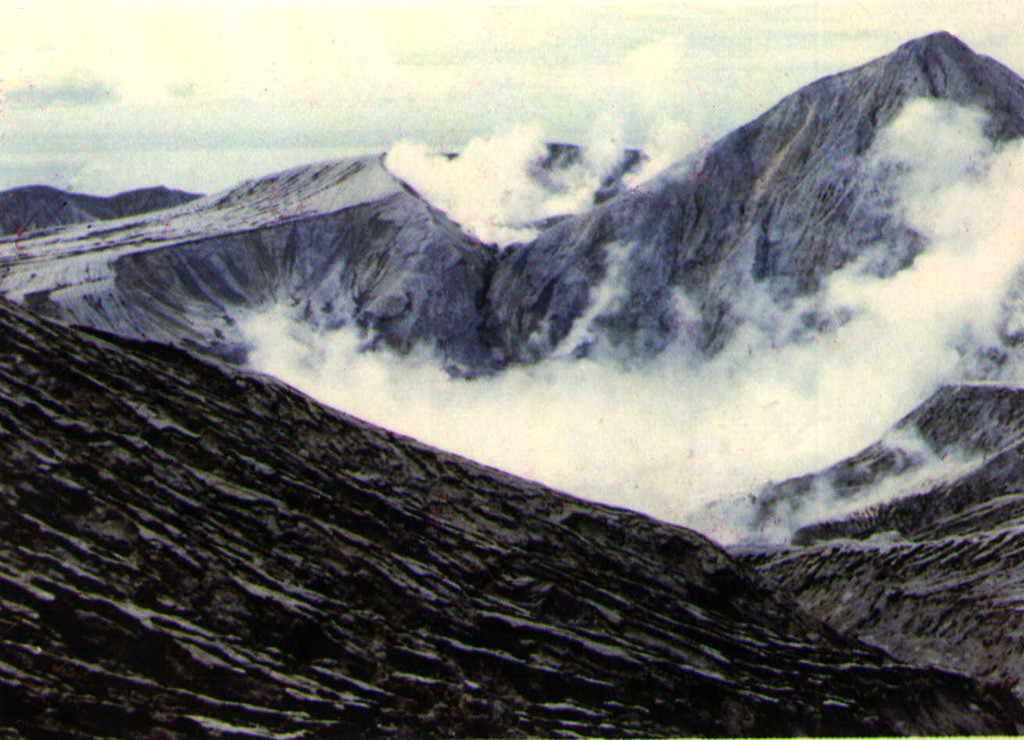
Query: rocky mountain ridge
xmin=2 ymin=33 xmax=1021 ymax=374
xmin=482 ymin=31 xmax=1024 ymax=362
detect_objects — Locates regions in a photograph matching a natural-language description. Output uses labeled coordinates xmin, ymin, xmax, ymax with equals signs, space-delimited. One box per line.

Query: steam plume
xmin=245 ymin=100 xmax=1024 ymax=544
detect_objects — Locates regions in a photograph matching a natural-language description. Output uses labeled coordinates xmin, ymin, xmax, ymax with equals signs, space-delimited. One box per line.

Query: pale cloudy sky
xmin=0 ymin=0 xmax=1021 ymax=194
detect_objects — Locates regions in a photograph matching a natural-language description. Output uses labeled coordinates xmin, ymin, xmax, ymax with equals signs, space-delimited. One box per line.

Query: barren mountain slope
xmin=486 ymin=31 xmax=1024 ymax=361
xmin=0 ymin=157 xmax=497 ymax=367
xmin=1 ymin=300 xmax=1020 ymax=737
xmin=742 ymin=384 xmax=1024 ymax=700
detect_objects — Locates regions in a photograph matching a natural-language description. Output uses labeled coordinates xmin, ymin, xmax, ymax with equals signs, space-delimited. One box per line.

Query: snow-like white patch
xmin=185 ymin=715 xmax=305 ymax=739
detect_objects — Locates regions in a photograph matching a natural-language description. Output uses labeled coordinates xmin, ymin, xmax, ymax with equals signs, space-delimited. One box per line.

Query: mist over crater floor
xmin=244 ymin=53 xmax=1024 ymax=543
xmin=4 ymin=33 xmax=1024 ymax=545
xmin=4 ymin=28 xmax=1024 ymax=737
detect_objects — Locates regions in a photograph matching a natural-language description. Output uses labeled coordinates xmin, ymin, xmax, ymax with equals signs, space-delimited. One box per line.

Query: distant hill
xmin=0 ymin=184 xmax=201 ymax=237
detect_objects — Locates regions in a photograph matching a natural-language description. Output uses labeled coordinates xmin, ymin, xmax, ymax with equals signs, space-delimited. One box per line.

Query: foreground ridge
xmin=0 ymin=300 xmax=1019 ymax=737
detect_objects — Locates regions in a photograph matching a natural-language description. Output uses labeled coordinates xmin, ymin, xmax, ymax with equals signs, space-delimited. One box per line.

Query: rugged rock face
xmin=748 ymin=384 xmax=1024 ymax=534
xmin=0 ymin=185 xmax=200 ymax=237
xmin=740 ymin=384 xmax=1024 ymax=701
xmin=0 ymin=157 xmax=497 ymax=368
xmin=3 ymin=33 xmax=1021 ymax=372
xmin=485 ymin=31 xmax=1024 ymax=361
xmin=1 ymin=299 xmax=1020 ymax=737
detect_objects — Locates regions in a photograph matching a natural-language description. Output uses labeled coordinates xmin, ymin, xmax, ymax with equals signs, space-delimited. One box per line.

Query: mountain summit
xmin=487 ymin=31 xmax=1024 ymax=362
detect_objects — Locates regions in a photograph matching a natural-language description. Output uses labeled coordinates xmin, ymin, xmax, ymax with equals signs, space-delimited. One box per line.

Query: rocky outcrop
xmin=0 ymin=185 xmax=200 ymax=237
xmin=1 ymin=299 xmax=1020 ymax=737
xmin=741 ymin=384 xmax=1024 ymax=701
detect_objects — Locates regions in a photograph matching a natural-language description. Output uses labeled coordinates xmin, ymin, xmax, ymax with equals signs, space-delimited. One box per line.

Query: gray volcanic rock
xmin=739 ymin=384 xmax=1024 ymax=700
xmin=745 ymin=529 xmax=1024 ymax=702
xmin=0 ymin=185 xmax=200 ymax=237
xmin=1 ymin=300 xmax=1021 ymax=737
xmin=746 ymin=383 xmax=1024 ymax=537
xmin=5 ymin=34 xmax=1021 ymax=373
xmin=0 ymin=157 xmax=497 ymax=368
xmin=485 ymin=31 xmax=1024 ymax=362
xmin=0 ymin=144 xmax=644 ymax=373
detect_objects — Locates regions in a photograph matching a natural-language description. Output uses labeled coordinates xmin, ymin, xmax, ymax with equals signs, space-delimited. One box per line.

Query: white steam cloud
xmin=702 ymin=425 xmax=990 ymax=546
xmin=384 ymin=123 xmax=634 ymax=246
xmin=623 ymin=118 xmax=703 ymax=189
xmin=245 ymin=99 xmax=1024 ymax=545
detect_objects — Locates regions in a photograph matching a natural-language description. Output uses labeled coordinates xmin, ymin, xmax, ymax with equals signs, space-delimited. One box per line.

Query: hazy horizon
xmin=1 ymin=1 xmax=1021 ymax=195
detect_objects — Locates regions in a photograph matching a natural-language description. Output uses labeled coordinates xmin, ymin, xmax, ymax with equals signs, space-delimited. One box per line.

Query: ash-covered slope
xmin=0 ymin=144 xmax=644 ymax=372
xmin=740 ymin=384 xmax=1024 ymax=700
xmin=0 ymin=156 xmax=497 ymax=366
xmin=4 ymin=33 xmax=1022 ymax=374
xmin=746 ymin=383 xmax=1024 ymax=536
xmin=1 ymin=300 xmax=1020 ymax=738
xmin=486 ymin=31 xmax=1024 ymax=361
xmin=0 ymin=184 xmax=200 ymax=237
xmin=783 ymin=384 xmax=1024 ymax=545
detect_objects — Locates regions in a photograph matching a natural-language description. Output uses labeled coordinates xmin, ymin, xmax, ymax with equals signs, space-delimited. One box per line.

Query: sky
xmin=0 ymin=1 xmax=1021 ymax=194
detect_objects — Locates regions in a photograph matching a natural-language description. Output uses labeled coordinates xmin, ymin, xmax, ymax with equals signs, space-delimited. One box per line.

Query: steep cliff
xmin=0 ymin=157 xmax=497 ymax=367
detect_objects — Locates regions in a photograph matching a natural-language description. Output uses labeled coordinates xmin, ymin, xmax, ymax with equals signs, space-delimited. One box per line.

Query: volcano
xmin=2 ymin=33 xmax=1021 ymax=372
xmin=3 ymin=30 xmax=1024 ymax=737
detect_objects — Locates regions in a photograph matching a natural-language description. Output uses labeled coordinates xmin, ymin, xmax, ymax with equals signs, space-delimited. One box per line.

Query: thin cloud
xmin=165 ymin=81 xmax=197 ymax=100
xmin=6 ymin=74 xmax=119 ymax=109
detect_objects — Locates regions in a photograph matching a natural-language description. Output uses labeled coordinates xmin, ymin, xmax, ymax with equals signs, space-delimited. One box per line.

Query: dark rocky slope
xmin=741 ymin=384 xmax=1024 ymax=701
xmin=0 ymin=185 xmax=200 ymax=237
xmin=1 ymin=300 xmax=1020 ymax=737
